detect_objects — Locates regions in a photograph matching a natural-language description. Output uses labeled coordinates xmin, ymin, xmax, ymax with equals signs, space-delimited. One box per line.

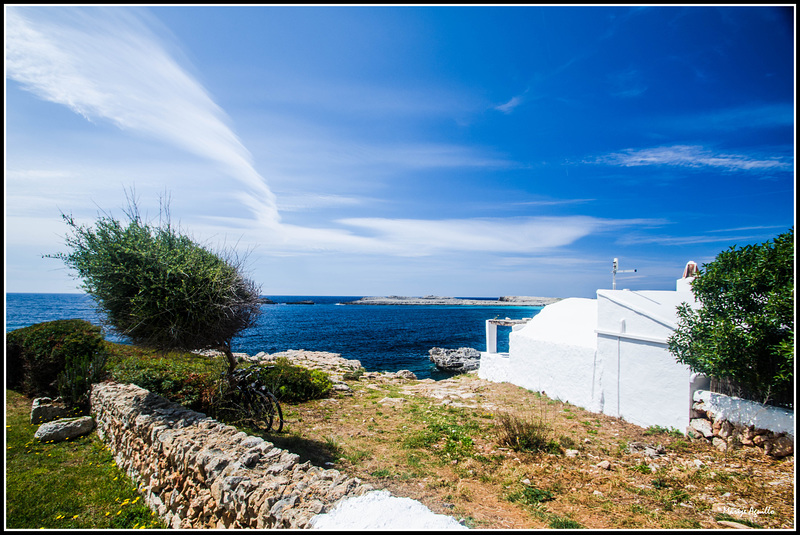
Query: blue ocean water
xmin=5 ymin=294 xmax=541 ymax=380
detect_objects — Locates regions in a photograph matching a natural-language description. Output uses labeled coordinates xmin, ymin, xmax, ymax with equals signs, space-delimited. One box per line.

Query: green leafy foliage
xmin=47 ymin=200 xmax=261 ymax=375
xmin=249 ymin=358 xmax=333 ymax=402
xmin=668 ymin=228 xmax=794 ymax=406
xmin=6 ymin=319 xmax=107 ymax=410
xmin=106 ymin=345 xmax=223 ymax=413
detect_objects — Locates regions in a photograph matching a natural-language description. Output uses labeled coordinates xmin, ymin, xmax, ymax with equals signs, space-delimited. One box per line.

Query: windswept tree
xmin=668 ymin=228 xmax=794 ymax=406
xmin=48 ymin=198 xmax=262 ymax=376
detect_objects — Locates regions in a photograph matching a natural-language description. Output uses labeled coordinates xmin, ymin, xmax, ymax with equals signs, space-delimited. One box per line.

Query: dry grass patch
xmin=276 ymin=373 xmax=794 ymax=529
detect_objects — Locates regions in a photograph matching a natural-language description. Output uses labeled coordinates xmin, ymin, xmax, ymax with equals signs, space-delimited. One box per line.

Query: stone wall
xmin=90 ymin=381 xmax=373 ymax=529
xmin=688 ymin=390 xmax=794 ymax=458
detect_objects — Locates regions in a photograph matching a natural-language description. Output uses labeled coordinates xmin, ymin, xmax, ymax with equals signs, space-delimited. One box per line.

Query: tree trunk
xmin=220 ymin=343 xmax=238 ymax=385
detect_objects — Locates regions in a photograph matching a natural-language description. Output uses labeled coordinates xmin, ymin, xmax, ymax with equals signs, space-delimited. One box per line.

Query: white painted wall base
xmin=478 ymin=351 xmax=512 ymax=384
xmin=694 ymin=390 xmax=794 ymax=438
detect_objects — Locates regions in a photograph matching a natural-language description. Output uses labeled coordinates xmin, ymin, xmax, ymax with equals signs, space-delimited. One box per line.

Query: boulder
xmin=34 ymin=416 xmax=95 ymax=442
xmin=764 ymin=436 xmax=793 ymax=459
xmin=689 ymin=418 xmax=714 ymax=438
xmin=30 ymin=397 xmax=71 ymax=425
xmin=395 ymin=370 xmax=417 ymax=380
xmin=428 ymin=347 xmax=481 ymax=372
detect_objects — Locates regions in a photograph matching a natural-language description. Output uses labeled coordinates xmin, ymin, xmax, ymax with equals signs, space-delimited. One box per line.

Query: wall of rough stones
xmin=688 ymin=390 xmax=794 ymax=459
xmin=90 ymin=381 xmax=373 ymax=529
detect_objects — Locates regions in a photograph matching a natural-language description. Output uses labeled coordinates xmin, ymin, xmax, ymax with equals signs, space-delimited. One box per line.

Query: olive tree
xmin=668 ymin=228 xmax=794 ymax=406
xmin=48 ymin=200 xmax=262 ymax=377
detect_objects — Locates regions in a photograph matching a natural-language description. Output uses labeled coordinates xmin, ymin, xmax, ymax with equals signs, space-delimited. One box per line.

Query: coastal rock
xmin=359 ymin=370 xmax=418 ymax=382
xmin=256 ymin=350 xmax=363 ymax=382
xmin=428 ymin=347 xmax=481 ymax=372
xmin=343 ymin=296 xmax=560 ymax=306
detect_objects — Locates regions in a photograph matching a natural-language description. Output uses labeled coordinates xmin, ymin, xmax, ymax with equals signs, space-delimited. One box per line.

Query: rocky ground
xmin=248 ymin=350 xmax=796 ymax=529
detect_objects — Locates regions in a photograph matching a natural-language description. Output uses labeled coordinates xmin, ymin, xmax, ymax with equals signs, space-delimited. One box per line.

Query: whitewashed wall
xmin=480 ymin=298 xmax=602 ymax=412
xmin=479 ymin=286 xmax=707 ymax=433
xmin=595 ymin=289 xmax=701 ymax=431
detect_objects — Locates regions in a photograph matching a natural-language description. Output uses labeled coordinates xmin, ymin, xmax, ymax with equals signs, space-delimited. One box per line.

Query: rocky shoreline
xmin=342 ymin=295 xmax=560 ymax=306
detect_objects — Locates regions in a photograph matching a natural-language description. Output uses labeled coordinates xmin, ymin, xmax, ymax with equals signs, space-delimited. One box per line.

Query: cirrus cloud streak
xmin=590 ymin=144 xmax=791 ymax=172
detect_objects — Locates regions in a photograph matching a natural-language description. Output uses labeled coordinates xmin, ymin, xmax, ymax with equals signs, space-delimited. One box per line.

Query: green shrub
xmin=668 ymin=229 xmax=794 ymax=407
xmin=57 ymin=349 xmax=107 ymax=412
xmin=496 ymin=411 xmax=553 ymax=453
xmin=6 ymin=320 xmax=107 ymax=409
xmin=47 ymin=198 xmax=261 ymax=376
xmin=106 ymin=347 xmax=222 ymax=413
xmin=341 ymin=367 xmax=366 ymax=381
xmin=251 ymin=358 xmax=333 ymax=402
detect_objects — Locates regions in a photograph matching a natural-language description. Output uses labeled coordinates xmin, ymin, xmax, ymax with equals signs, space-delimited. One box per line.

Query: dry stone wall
xmin=90 ymin=381 xmax=373 ymax=529
xmin=688 ymin=390 xmax=794 ymax=458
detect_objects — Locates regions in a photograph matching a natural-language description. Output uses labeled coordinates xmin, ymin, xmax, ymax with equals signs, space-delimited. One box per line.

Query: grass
xmin=290 ymin=376 xmax=795 ymax=529
xmin=644 ymin=425 xmax=685 ymax=438
xmin=5 ymin=389 xmax=165 ymax=529
xmin=6 ymin=341 xmax=796 ymax=530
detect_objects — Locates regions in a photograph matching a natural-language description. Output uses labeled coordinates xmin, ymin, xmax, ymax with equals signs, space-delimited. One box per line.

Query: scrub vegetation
xmin=288 ymin=375 xmax=793 ymax=529
xmin=46 ymin=194 xmax=262 ymax=377
xmin=6 ymin=339 xmax=794 ymax=529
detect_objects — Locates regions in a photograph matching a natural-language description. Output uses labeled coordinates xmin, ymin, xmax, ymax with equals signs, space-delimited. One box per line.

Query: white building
xmin=480 ymin=262 xmax=708 ymax=432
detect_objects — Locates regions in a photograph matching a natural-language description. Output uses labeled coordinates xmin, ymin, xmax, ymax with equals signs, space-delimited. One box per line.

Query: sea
xmin=5 ymin=293 xmax=543 ymax=380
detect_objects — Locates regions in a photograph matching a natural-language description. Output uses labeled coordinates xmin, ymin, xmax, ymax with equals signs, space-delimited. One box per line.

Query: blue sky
xmin=4 ymin=5 xmax=795 ymax=298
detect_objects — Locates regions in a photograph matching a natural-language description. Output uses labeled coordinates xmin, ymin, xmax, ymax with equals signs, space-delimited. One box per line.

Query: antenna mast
xmin=612 ymin=258 xmax=637 ymax=290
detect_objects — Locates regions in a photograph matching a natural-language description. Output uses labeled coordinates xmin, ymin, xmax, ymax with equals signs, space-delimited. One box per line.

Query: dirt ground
xmin=271 ymin=372 xmax=795 ymax=530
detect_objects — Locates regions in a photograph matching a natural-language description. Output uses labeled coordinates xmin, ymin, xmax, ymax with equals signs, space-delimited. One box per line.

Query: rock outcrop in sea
xmin=428 ymin=347 xmax=481 ymax=373
xmin=343 ymin=295 xmax=560 ymax=306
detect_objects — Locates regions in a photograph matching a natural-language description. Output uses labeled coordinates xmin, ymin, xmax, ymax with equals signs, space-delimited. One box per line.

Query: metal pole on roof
xmin=612 ymin=257 xmax=637 ymax=290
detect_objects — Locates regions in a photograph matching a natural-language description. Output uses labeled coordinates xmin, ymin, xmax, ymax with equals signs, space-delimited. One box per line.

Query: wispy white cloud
xmin=334 ymin=216 xmax=661 ymax=257
xmin=276 ymin=193 xmax=368 ymax=213
xmin=5 ymin=6 xmax=280 ymax=223
xmin=494 ymin=89 xmax=529 ymax=114
xmin=617 ymin=232 xmax=774 ymax=247
xmin=590 ymin=145 xmax=791 ymax=172
xmin=4 ymin=6 xmax=667 ymax=269
xmin=707 ymin=225 xmax=788 ymax=233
